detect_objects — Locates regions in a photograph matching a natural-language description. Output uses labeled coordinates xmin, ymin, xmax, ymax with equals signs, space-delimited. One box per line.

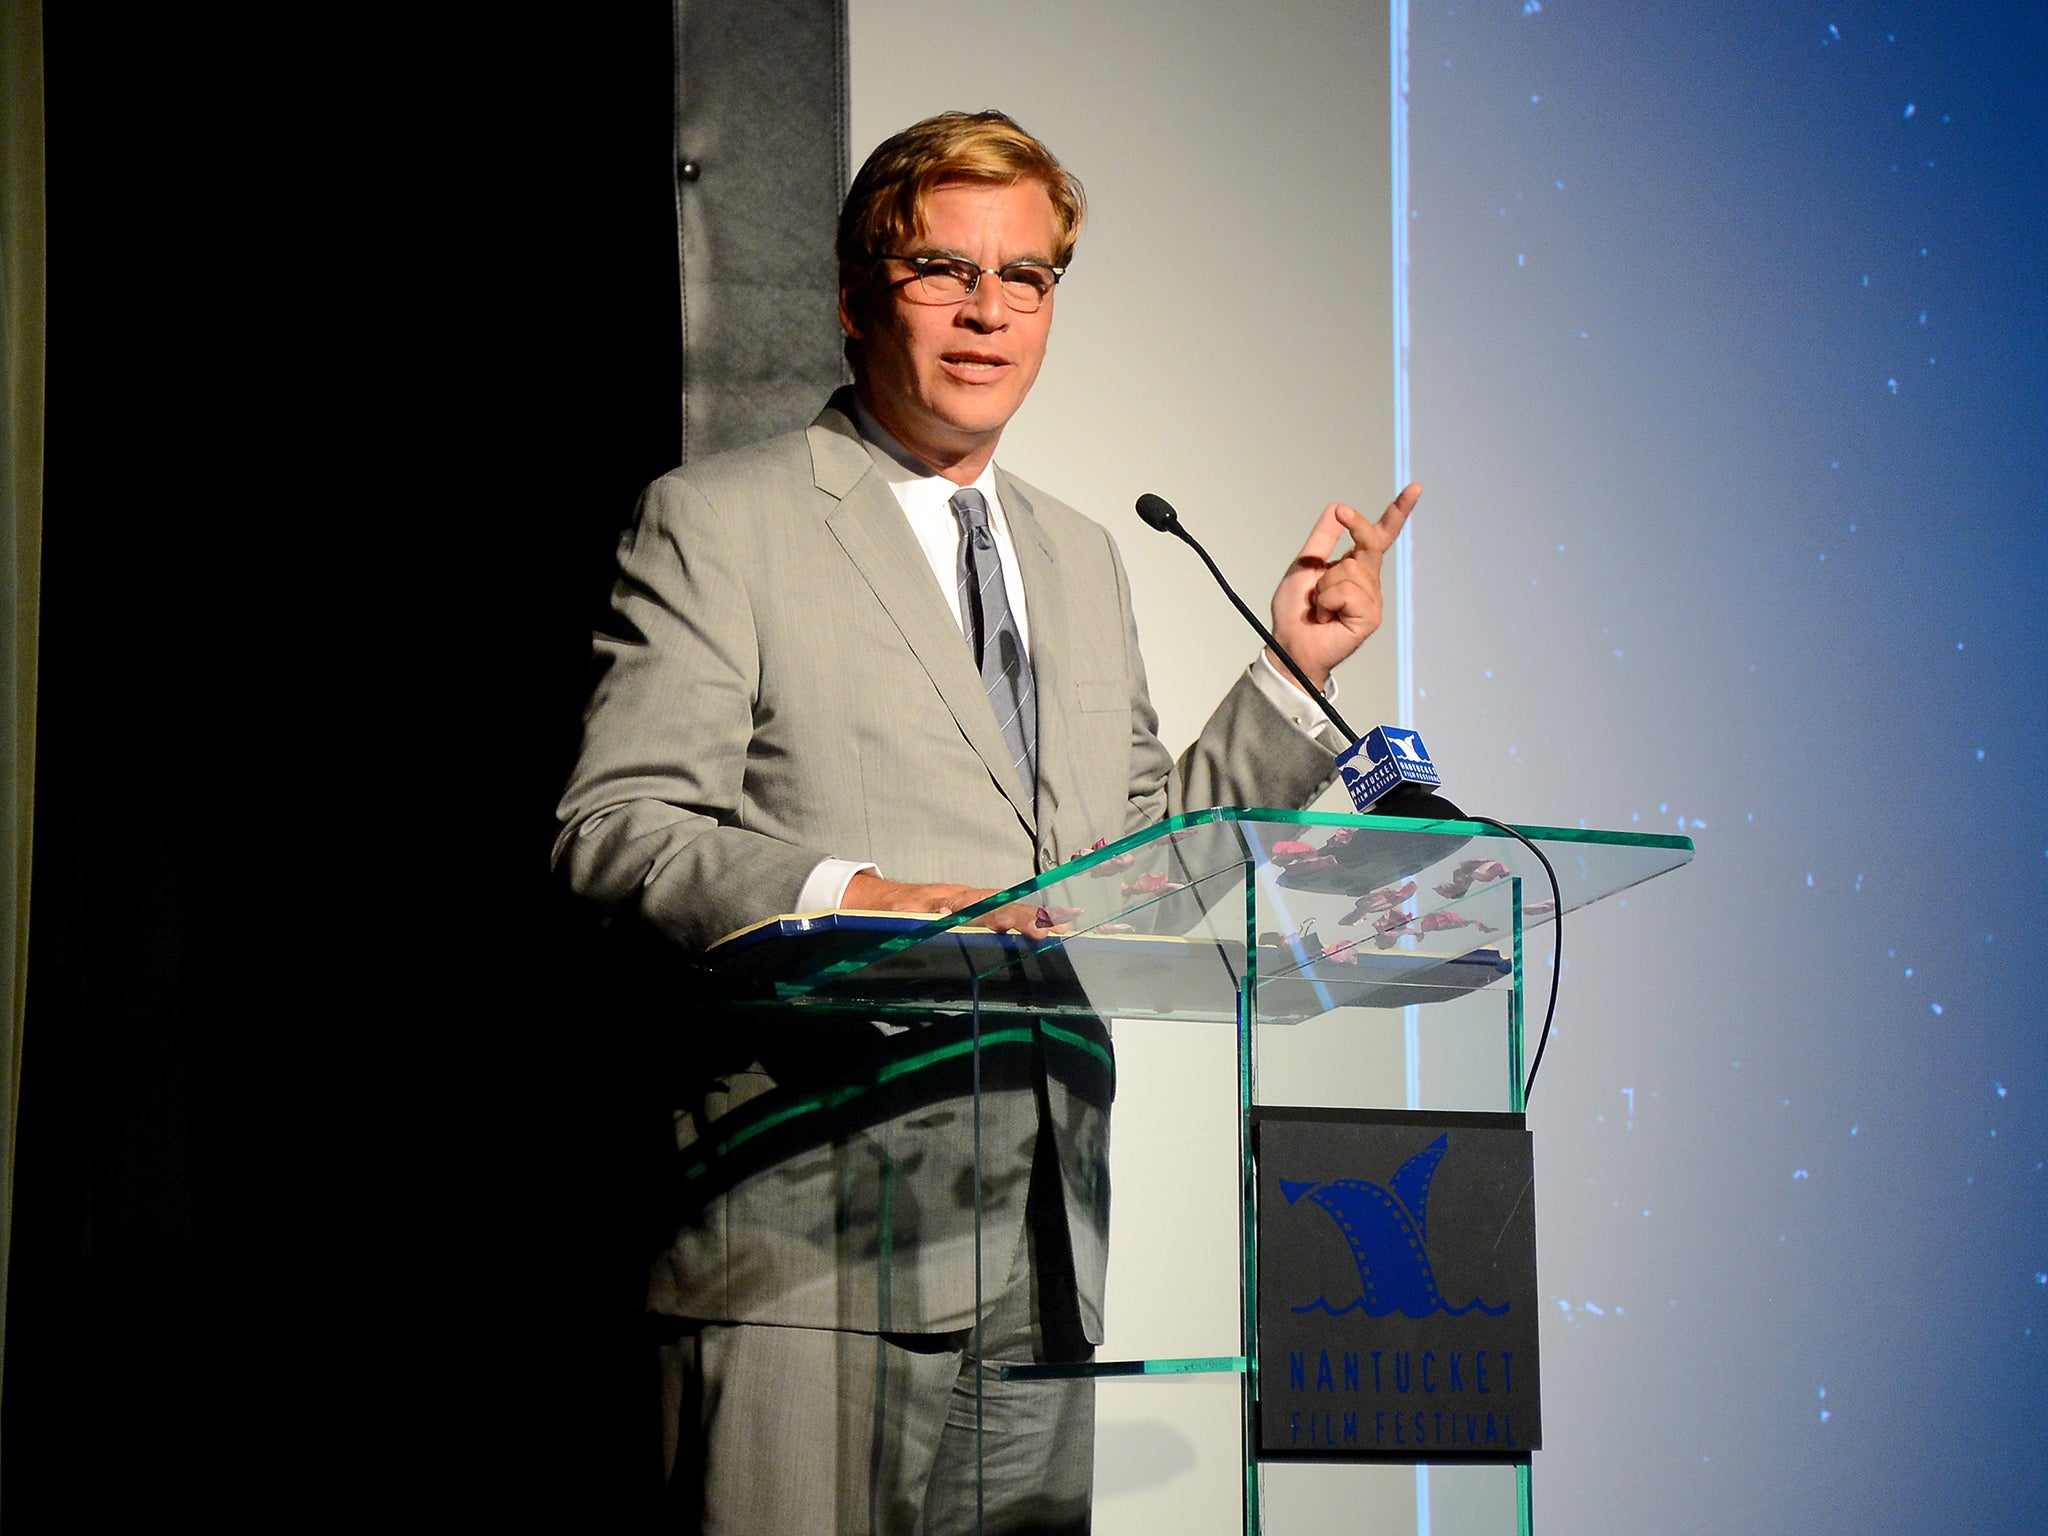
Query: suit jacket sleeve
xmin=554 ymin=469 xmax=830 ymax=950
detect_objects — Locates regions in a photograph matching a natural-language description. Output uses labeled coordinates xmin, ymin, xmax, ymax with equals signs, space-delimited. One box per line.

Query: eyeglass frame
xmin=872 ymin=252 xmax=1068 ymax=312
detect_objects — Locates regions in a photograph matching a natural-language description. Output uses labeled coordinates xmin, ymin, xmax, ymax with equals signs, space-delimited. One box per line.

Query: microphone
xmin=1133 ymin=491 xmax=1464 ymax=819
xmin=1132 ymin=492 xmax=1182 ymax=534
xmin=1133 ymin=492 xmax=1356 ymax=739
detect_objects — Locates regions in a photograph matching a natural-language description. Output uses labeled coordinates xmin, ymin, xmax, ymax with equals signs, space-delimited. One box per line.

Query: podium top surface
xmin=705 ymin=809 xmax=1693 ymax=1022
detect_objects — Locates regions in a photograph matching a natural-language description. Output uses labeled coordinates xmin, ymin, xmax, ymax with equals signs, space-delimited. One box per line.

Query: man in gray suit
xmin=555 ymin=110 xmax=1420 ymax=1534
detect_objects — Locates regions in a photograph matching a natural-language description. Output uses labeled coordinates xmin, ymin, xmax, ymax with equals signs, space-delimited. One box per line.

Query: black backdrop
xmin=9 ymin=11 xmax=708 ymax=1522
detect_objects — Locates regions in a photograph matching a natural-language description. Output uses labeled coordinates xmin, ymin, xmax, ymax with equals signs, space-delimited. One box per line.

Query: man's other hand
xmin=842 ymin=874 xmax=1063 ymax=938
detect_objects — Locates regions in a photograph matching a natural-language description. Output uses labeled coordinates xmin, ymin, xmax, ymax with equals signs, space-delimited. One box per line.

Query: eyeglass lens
xmin=908 ymin=258 xmax=1057 ymax=311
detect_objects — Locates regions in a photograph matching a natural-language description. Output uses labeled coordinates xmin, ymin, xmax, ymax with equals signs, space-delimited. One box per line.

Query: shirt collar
xmin=848 ymin=395 xmax=1002 ymax=510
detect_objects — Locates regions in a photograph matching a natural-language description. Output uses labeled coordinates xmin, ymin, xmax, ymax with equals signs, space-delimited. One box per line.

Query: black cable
xmin=1465 ymin=816 xmax=1564 ymax=1105
xmin=1369 ymin=790 xmax=1565 ymax=1105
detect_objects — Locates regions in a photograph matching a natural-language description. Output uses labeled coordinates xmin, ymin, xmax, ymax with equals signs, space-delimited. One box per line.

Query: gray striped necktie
xmin=950 ymin=487 xmax=1037 ymax=789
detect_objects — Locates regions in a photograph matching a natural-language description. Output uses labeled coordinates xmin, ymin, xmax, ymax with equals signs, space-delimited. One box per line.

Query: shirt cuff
xmin=797 ymin=857 xmax=879 ymax=913
xmin=1250 ymin=652 xmax=1337 ymax=739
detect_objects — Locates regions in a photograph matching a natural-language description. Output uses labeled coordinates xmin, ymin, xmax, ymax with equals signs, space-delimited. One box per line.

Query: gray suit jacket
xmin=555 ymin=390 xmax=1337 ymax=1339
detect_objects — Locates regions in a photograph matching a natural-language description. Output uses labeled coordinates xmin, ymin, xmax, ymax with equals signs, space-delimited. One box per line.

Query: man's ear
xmin=837 ymin=287 xmax=863 ymax=341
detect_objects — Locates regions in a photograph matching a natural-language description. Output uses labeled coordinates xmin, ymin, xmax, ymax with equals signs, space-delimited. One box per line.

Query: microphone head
xmin=1134 ymin=493 xmax=1180 ymax=533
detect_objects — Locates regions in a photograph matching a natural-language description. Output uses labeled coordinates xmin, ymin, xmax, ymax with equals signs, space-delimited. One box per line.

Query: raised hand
xmin=1267 ymin=483 xmax=1423 ymax=690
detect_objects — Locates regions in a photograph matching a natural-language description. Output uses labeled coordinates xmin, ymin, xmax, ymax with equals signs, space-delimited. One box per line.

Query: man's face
xmin=842 ymin=179 xmax=1061 ymax=482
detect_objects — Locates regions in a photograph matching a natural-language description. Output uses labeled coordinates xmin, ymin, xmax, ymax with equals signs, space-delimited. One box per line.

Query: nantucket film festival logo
xmin=1256 ymin=1113 xmax=1541 ymax=1457
xmin=1335 ymin=725 xmax=1442 ymax=814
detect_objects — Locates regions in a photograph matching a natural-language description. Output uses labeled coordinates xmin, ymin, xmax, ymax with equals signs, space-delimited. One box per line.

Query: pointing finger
xmin=1333 ymin=483 xmax=1422 ymax=556
xmin=1378 ymin=482 xmax=1422 ymax=540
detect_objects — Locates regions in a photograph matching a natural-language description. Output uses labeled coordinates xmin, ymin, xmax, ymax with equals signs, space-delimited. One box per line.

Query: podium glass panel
xmin=729 ymin=809 xmax=1691 ymax=1533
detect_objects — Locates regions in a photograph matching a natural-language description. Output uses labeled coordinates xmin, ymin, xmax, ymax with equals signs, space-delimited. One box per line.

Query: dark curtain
xmin=0 ymin=0 xmax=42 ymax=1427
xmin=7 ymin=6 xmax=845 ymax=1522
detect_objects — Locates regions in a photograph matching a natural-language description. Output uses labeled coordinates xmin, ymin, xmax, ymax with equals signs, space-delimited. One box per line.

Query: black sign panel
xmin=1254 ymin=1108 xmax=1540 ymax=1459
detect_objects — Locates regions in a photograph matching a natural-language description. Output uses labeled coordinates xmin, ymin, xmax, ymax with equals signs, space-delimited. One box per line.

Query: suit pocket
xmin=1072 ymin=679 xmax=1126 ymax=713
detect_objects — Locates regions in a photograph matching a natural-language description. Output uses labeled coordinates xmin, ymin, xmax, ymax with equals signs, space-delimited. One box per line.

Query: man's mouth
xmin=943 ymin=352 xmax=1008 ymax=374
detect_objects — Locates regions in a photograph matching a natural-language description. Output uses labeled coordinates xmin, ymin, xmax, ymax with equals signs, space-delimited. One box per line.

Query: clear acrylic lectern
xmin=710 ymin=808 xmax=1692 ymax=1535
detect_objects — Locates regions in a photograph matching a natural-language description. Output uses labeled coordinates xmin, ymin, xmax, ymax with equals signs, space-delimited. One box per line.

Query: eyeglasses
xmin=878 ymin=253 xmax=1066 ymax=313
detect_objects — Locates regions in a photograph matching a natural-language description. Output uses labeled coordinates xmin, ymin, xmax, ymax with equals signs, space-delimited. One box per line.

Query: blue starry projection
xmin=1405 ymin=3 xmax=2047 ymax=1531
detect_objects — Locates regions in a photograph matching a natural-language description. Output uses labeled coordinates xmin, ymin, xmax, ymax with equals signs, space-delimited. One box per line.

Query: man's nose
xmin=958 ymin=273 xmax=1006 ymax=327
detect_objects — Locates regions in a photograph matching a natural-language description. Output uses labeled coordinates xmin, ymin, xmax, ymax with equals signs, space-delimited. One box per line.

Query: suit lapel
xmin=809 ymin=401 xmax=1037 ymax=831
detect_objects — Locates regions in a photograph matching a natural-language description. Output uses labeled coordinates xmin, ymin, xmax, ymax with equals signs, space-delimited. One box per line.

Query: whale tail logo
xmin=1283 ymin=1134 xmax=1508 ymax=1319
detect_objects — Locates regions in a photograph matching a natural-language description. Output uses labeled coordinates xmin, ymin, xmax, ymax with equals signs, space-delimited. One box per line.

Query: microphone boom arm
xmin=1138 ymin=493 xmax=1359 ymax=742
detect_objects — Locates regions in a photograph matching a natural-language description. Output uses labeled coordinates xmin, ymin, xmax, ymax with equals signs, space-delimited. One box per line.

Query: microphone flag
xmin=1336 ymin=726 xmax=1444 ymax=813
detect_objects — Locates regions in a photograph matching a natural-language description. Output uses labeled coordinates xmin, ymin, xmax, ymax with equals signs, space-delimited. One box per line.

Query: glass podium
xmin=708 ymin=808 xmax=1693 ymax=1534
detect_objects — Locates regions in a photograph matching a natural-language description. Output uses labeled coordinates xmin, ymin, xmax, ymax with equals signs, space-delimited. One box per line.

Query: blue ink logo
xmin=1336 ymin=725 xmax=1443 ymax=813
xmin=1280 ymin=1134 xmax=1509 ymax=1319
